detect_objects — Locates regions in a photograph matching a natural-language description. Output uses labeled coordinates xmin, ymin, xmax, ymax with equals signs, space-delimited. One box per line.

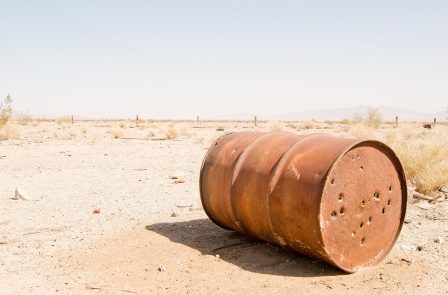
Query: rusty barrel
xmin=199 ymin=131 xmax=407 ymax=272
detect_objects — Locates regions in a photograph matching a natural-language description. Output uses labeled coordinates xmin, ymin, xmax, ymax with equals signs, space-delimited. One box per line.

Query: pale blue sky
xmin=1 ymin=1 xmax=447 ymax=119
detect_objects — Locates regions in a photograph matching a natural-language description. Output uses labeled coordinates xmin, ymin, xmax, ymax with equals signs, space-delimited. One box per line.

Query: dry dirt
xmin=1 ymin=121 xmax=447 ymax=294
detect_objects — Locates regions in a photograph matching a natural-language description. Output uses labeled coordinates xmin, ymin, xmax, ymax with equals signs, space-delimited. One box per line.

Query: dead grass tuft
xmin=298 ymin=121 xmax=316 ymax=130
xmin=0 ymin=123 xmax=21 ymax=140
xmin=165 ymin=127 xmax=178 ymax=140
xmin=56 ymin=116 xmax=72 ymax=125
xmin=384 ymin=126 xmax=448 ymax=194
xmin=110 ymin=127 xmax=124 ymax=139
xmin=0 ymin=94 xmax=13 ymax=127
xmin=268 ymin=121 xmax=283 ymax=131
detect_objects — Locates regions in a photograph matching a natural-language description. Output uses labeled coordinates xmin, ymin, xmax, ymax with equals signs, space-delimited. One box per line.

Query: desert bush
xmin=0 ymin=123 xmax=21 ymax=140
xmin=0 ymin=94 xmax=13 ymax=127
xmin=365 ymin=107 xmax=383 ymax=128
xmin=268 ymin=121 xmax=283 ymax=131
xmin=348 ymin=123 xmax=378 ymax=139
xmin=165 ymin=127 xmax=178 ymax=139
xmin=15 ymin=113 xmax=33 ymax=125
xmin=384 ymin=126 xmax=448 ymax=195
xmin=300 ymin=120 xmax=316 ymax=130
xmin=351 ymin=107 xmax=383 ymax=128
xmin=110 ymin=127 xmax=124 ymax=139
xmin=56 ymin=116 xmax=72 ymax=125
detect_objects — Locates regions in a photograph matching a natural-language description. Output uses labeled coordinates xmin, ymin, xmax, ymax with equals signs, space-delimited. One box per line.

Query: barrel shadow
xmin=145 ymin=218 xmax=344 ymax=277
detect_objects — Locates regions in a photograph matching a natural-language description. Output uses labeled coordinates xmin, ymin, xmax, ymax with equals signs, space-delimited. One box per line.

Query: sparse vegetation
xmin=384 ymin=126 xmax=448 ymax=195
xmin=0 ymin=94 xmax=13 ymax=127
xmin=110 ymin=127 xmax=124 ymax=139
xmin=165 ymin=127 xmax=178 ymax=139
xmin=15 ymin=113 xmax=33 ymax=125
xmin=351 ymin=107 xmax=383 ymax=128
xmin=0 ymin=123 xmax=21 ymax=140
xmin=268 ymin=121 xmax=283 ymax=131
xmin=299 ymin=121 xmax=316 ymax=130
xmin=56 ymin=116 xmax=72 ymax=125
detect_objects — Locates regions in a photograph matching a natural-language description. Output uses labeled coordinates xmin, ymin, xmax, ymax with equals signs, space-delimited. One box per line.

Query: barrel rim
xmin=199 ymin=132 xmax=236 ymax=230
xmin=319 ymin=139 xmax=408 ymax=273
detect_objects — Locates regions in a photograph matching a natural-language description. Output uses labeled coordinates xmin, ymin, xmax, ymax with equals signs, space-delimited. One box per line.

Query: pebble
xmin=158 ymin=265 xmax=166 ymax=272
xmin=434 ymin=237 xmax=445 ymax=244
xmin=171 ymin=212 xmax=178 ymax=217
xmin=170 ymin=170 xmax=185 ymax=180
xmin=215 ymin=254 xmax=220 ymax=258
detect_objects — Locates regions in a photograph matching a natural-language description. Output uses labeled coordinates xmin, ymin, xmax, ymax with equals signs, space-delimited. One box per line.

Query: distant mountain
xmin=214 ymin=106 xmax=447 ymax=121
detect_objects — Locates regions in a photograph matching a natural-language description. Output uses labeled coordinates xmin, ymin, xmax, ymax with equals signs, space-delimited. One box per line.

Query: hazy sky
xmin=1 ymin=1 xmax=447 ymax=119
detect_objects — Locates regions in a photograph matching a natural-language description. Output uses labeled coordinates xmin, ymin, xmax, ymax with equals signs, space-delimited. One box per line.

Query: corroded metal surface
xmin=200 ymin=131 xmax=407 ymax=272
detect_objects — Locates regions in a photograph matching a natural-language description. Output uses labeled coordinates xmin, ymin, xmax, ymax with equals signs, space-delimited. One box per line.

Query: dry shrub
xmin=0 ymin=123 xmax=21 ymax=140
xmin=56 ymin=116 xmax=72 ymax=125
xmin=15 ymin=113 xmax=33 ymax=125
xmin=0 ymin=94 xmax=13 ymax=126
xmin=384 ymin=126 xmax=448 ymax=195
xmin=269 ymin=121 xmax=283 ymax=131
xmin=110 ymin=127 xmax=124 ymax=139
xmin=165 ymin=127 xmax=178 ymax=140
xmin=348 ymin=123 xmax=378 ymax=139
xmin=299 ymin=121 xmax=316 ymax=130
xmin=350 ymin=107 xmax=383 ymax=128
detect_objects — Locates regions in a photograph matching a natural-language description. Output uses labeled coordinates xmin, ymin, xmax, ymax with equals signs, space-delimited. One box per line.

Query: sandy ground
xmin=1 ymin=121 xmax=447 ymax=294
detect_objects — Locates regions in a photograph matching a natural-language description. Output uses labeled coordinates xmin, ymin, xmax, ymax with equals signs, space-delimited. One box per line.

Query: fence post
xmin=254 ymin=115 xmax=257 ymax=127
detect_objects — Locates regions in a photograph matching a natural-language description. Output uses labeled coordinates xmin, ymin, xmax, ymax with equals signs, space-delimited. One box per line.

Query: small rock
xmin=416 ymin=245 xmax=424 ymax=251
xmin=13 ymin=186 xmax=30 ymax=201
xmin=93 ymin=208 xmax=101 ymax=214
xmin=386 ymin=258 xmax=400 ymax=265
xmin=215 ymin=254 xmax=220 ymax=258
xmin=434 ymin=237 xmax=445 ymax=244
xmin=216 ymin=127 xmax=225 ymax=131
xmin=174 ymin=179 xmax=185 ymax=184
xmin=0 ymin=241 xmax=6 ymax=245
xmin=170 ymin=170 xmax=185 ymax=180
xmin=158 ymin=265 xmax=166 ymax=272
xmin=171 ymin=212 xmax=178 ymax=217
xmin=404 ymin=218 xmax=412 ymax=224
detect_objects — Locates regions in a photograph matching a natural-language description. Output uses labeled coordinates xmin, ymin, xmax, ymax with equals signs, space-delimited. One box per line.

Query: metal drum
xmin=199 ymin=131 xmax=407 ymax=272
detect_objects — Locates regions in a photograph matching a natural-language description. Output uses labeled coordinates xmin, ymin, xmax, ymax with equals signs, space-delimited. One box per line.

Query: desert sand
xmin=1 ymin=120 xmax=447 ymax=294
